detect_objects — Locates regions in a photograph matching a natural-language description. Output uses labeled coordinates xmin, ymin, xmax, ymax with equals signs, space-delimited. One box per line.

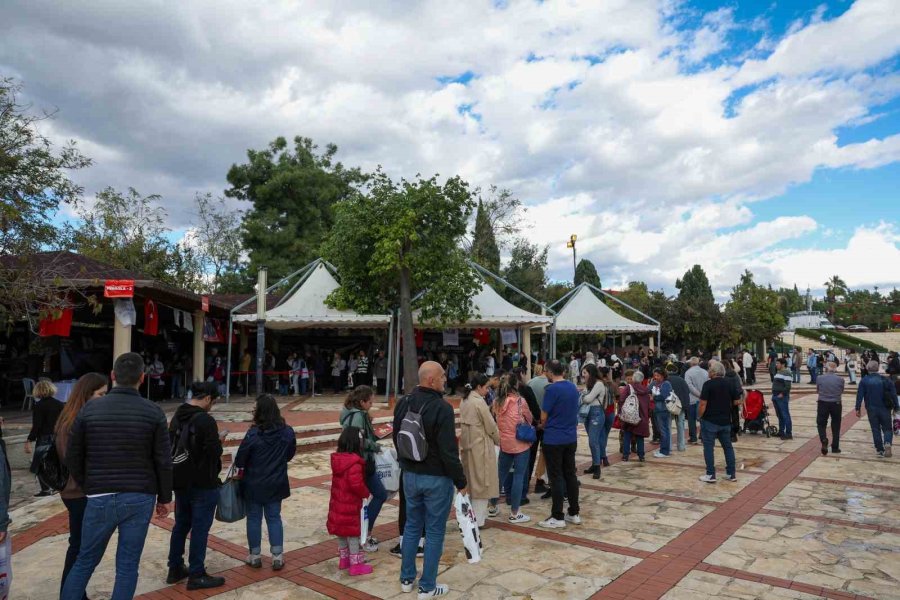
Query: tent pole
xmin=393 ymin=310 xmax=402 ymax=396
xmin=468 ymin=260 xmax=554 ymax=315
xmin=225 ymin=315 xmax=233 ymax=403
xmin=547 ymin=282 xmax=583 ymax=310
xmin=385 ymin=311 xmax=395 ymax=402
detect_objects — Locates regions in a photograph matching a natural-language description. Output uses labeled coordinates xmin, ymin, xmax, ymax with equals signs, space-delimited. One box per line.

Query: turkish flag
xmin=414 ymin=329 xmax=424 ymax=348
xmin=39 ymin=306 xmax=74 ymax=337
xmin=473 ymin=328 xmax=491 ymax=345
xmin=144 ymin=299 xmax=159 ymax=336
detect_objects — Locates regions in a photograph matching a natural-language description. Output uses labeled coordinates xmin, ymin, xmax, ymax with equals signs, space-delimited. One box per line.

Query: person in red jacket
xmin=326 ymin=427 xmax=373 ymax=576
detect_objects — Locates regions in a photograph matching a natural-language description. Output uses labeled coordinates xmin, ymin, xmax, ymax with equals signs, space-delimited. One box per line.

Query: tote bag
xmin=215 ymin=463 xmax=246 ymax=523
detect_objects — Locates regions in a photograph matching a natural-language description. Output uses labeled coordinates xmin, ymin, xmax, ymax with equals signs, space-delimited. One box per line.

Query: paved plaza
xmin=7 ymin=380 xmax=900 ymax=599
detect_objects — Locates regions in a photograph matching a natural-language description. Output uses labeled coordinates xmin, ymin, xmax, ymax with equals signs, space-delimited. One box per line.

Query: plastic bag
xmin=454 ymin=492 xmax=482 ymax=564
xmin=360 ymin=498 xmax=369 ymax=546
xmin=215 ymin=464 xmax=246 ymax=523
xmin=374 ymin=449 xmax=400 ymax=493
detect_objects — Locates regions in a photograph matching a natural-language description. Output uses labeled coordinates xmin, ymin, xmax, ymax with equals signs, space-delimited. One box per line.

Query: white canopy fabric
xmin=554 ymin=284 xmax=658 ymax=333
xmin=233 ymin=263 xmax=391 ymax=329
xmin=413 ymin=280 xmax=552 ymax=329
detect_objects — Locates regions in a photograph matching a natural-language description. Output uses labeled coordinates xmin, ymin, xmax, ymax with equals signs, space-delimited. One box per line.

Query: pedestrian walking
xmin=816 ymin=362 xmax=845 ymax=455
xmin=855 ymin=360 xmax=900 ymax=458
xmin=24 ymin=380 xmax=65 ymax=496
xmin=772 ymin=358 xmax=793 ymax=440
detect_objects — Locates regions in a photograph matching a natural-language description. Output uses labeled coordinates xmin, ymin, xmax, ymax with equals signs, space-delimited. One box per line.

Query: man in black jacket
xmin=393 ymin=361 xmax=467 ymax=598
xmin=62 ymin=352 xmax=173 ymax=600
xmin=166 ymin=381 xmax=226 ymax=590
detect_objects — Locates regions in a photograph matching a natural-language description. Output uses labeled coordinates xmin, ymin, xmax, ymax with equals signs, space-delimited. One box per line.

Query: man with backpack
xmin=393 ymin=361 xmax=467 ymax=599
xmin=856 ymin=359 xmax=900 ymax=458
xmin=166 ymin=381 xmax=227 ymax=590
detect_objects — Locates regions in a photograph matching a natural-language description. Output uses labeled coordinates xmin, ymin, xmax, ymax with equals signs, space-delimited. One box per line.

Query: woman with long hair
xmin=235 ymin=394 xmax=297 ymax=571
xmin=339 ymin=385 xmax=387 ymax=552
xmin=55 ymin=372 xmax=108 ymax=599
xmin=488 ymin=374 xmax=533 ymax=523
xmin=580 ymin=364 xmax=607 ymax=479
xmin=459 ymin=374 xmax=500 ymax=527
xmin=24 ymin=380 xmax=65 ymax=496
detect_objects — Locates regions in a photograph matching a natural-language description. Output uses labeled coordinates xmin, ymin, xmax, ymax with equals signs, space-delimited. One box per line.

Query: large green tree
xmin=323 ymin=169 xmax=479 ymax=391
xmin=723 ymin=270 xmax=785 ymax=345
xmin=824 ymin=275 xmax=849 ymax=319
xmin=470 ymin=199 xmax=500 ymax=273
xmin=501 ymin=239 xmax=548 ymax=305
xmin=226 ymin=136 xmax=366 ymax=283
xmin=673 ymin=265 xmax=720 ymax=350
xmin=0 ymin=78 xmax=91 ymax=320
xmin=190 ymin=193 xmax=245 ymax=293
xmin=574 ymin=258 xmax=601 ymax=289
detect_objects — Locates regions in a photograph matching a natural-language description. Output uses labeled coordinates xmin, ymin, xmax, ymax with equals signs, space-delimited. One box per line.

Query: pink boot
xmin=338 ymin=546 xmax=350 ymax=570
xmin=348 ymin=552 xmax=373 ymax=576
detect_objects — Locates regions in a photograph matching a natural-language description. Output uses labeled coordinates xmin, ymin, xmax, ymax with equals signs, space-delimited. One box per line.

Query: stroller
xmin=742 ymin=389 xmax=777 ymax=437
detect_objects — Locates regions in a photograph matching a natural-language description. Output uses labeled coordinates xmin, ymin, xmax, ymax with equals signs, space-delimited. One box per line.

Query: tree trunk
xmin=399 ymin=266 xmax=419 ymax=393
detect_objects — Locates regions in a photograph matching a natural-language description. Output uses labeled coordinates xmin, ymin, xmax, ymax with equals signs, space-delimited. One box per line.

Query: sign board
xmin=893 ymin=313 xmax=900 ymax=323
xmin=104 ymin=280 xmax=134 ymax=298
xmin=201 ymin=296 xmax=210 ymax=312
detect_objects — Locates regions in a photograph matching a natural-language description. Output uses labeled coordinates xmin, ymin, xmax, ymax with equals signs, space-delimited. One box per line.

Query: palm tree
xmin=824 ymin=275 xmax=848 ymax=319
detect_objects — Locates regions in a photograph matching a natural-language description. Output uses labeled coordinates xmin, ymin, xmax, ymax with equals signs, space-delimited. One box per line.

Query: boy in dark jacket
xmin=166 ymin=382 xmax=226 ymax=590
xmin=772 ymin=358 xmax=793 ymax=440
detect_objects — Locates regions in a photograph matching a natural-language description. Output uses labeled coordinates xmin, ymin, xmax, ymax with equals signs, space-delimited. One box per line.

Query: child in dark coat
xmin=326 ymin=427 xmax=372 ymax=576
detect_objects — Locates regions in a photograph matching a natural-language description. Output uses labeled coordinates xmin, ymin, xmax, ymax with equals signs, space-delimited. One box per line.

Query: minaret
xmin=806 ymin=286 xmax=812 ymax=312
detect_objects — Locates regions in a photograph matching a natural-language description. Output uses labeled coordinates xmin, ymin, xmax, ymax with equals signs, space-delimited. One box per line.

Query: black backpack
xmin=37 ymin=437 xmax=69 ymax=491
xmin=171 ymin=413 xmax=203 ymax=480
xmin=396 ymin=396 xmax=428 ymax=462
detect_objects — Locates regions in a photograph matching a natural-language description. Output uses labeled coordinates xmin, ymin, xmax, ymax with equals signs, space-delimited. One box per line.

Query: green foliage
xmin=190 ymin=193 xmax=245 ymax=293
xmin=500 ymin=239 xmax=548 ymax=307
xmin=724 ymin=270 xmax=785 ymax=345
xmin=544 ymin=281 xmax=573 ymax=305
xmin=673 ymin=265 xmax=720 ymax=350
xmin=470 ymin=199 xmax=500 ymax=273
xmin=794 ymin=328 xmax=889 ymax=353
xmin=574 ymin=259 xmax=601 ymax=289
xmin=831 ymin=287 xmax=898 ymax=331
xmin=322 ymin=169 xmax=480 ymax=389
xmin=824 ymin=275 xmax=849 ymax=318
xmin=226 ymin=136 xmax=366 ymax=283
xmin=774 ymin=284 xmax=806 ymax=317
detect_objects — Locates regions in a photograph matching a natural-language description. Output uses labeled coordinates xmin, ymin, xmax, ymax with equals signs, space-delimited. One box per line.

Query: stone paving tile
xmin=304 ymin=526 xmax=640 ymax=599
xmin=586 ymin=460 xmax=759 ymax=503
xmin=661 ymin=570 xmax=824 ymax=600
xmin=7 ymin=492 xmax=64 ymax=537
xmin=207 ymin=577 xmax=331 ymax=599
xmin=801 ymin=455 xmax=900 ymax=487
xmin=13 ymin=524 xmax=242 ymax=599
xmin=706 ymin=513 xmax=900 ymax=599
xmin=765 ymin=479 xmax=900 ymax=529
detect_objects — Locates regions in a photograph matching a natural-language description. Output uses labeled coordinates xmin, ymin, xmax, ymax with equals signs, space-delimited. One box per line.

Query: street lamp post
xmin=566 ymin=234 xmax=577 ymax=281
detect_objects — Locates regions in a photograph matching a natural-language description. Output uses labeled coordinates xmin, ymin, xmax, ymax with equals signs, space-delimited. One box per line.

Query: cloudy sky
xmin=2 ymin=0 xmax=898 ymax=297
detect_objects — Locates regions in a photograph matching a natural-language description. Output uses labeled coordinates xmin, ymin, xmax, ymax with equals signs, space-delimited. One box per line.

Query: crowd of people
xmin=4 ymin=342 xmax=899 ymax=600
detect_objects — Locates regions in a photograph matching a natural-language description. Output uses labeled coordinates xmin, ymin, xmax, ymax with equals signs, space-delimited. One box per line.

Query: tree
xmin=226 ymin=136 xmax=366 ymax=283
xmin=824 ymin=275 xmax=848 ymax=319
xmin=470 ymin=199 xmax=500 ymax=273
xmin=775 ymin=284 xmax=805 ymax=317
xmin=574 ymin=259 xmax=601 ymax=289
xmin=0 ymin=77 xmax=91 ymax=320
xmin=501 ymin=239 xmax=548 ymax=305
xmin=64 ymin=187 xmax=203 ymax=290
xmin=673 ymin=265 xmax=720 ymax=351
xmin=723 ymin=270 xmax=785 ymax=345
xmin=323 ymin=169 xmax=480 ymax=391
xmin=188 ymin=193 xmax=245 ymax=293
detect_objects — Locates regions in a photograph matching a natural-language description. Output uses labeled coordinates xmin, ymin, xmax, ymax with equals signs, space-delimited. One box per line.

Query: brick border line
xmin=10 ymin=509 xmax=69 ymax=553
xmin=481 ymin=519 xmax=651 ymax=559
xmin=579 ymin=483 xmax=720 ymax=507
xmin=758 ymin=508 xmax=900 ymax=535
xmin=590 ymin=406 xmax=863 ymax=600
xmin=796 ymin=476 xmax=900 ymax=492
xmin=698 ymin=563 xmax=876 ymax=600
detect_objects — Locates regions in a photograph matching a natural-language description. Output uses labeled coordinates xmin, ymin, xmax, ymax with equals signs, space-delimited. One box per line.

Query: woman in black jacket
xmin=24 ymin=380 xmax=65 ymax=496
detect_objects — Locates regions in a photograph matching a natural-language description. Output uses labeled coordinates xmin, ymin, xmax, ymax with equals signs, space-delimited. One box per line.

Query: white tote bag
xmin=374 ymin=448 xmax=401 ymax=494
xmin=454 ymin=492 xmax=482 ymax=564
xmin=359 ymin=498 xmax=370 ymax=546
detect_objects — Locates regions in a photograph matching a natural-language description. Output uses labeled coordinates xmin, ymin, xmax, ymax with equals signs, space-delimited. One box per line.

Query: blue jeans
xmin=701 ymin=420 xmax=735 ymax=478
xmin=791 ymin=367 xmax=800 ymax=383
xmin=366 ymin=469 xmax=388 ymax=532
xmin=61 ymin=492 xmax=155 ymax=600
xmin=866 ymin=405 xmax=893 ymax=452
xmin=246 ymin=500 xmax=284 ymax=555
xmin=168 ymin=487 xmax=219 ymax=576
xmin=621 ymin=431 xmax=644 ymax=460
xmin=495 ymin=450 xmax=529 ymax=512
xmin=687 ymin=403 xmax=698 ymax=442
xmin=809 ymin=365 xmax=817 ymax=384
xmin=675 ymin=410 xmax=686 ymax=451
xmin=400 ymin=472 xmax=454 ymax=593
xmin=772 ymin=393 xmax=792 ymax=436
xmin=600 ymin=410 xmax=614 ymax=459
xmin=585 ymin=406 xmax=606 ymax=465
xmin=654 ymin=404 xmax=671 ymax=455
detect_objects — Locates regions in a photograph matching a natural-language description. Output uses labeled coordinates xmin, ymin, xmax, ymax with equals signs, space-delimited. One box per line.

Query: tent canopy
xmin=233 ymin=262 xmax=391 ymax=329
xmin=413 ymin=279 xmax=552 ymax=329
xmin=554 ymin=284 xmax=658 ymax=334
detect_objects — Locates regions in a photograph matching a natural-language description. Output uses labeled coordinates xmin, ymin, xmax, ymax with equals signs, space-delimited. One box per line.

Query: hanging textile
xmin=144 ymin=299 xmax=159 ymax=336
xmin=38 ymin=305 xmax=74 ymax=337
xmin=442 ymin=329 xmax=459 ymax=346
xmin=500 ymin=329 xmax=517 ymax=345
xmin=115 ymin=298 xmax=136 ymax=327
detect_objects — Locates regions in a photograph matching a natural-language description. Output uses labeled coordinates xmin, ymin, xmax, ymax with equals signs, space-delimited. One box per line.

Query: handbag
xmin=215 ymin=463 xmax=246 ymax=523
xmin=578 ymin=390 xmax=591 ymax=419
xmin=514 ymin=399 xmax=537 ymax=444
xmin=665 ymin=390 xmax=682 ymax=416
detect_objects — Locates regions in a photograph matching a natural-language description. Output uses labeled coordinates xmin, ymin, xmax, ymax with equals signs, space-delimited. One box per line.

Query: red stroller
xmin=742 ymin=389 xmax=777 ymax=437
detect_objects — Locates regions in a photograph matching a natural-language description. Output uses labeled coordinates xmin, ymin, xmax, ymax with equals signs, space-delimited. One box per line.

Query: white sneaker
xmin=653 ymin=451 xmax=670 ymax=458
xmin=538 ymin=517 xmax=566 ymax=529
xmin=508 ymin=513 xmax=531 ymax=524
xmin=487 ymin=504 xmax=499 ymax=517
xmin=564 ymin=514 xmax=582 ymax=525
xmin=363 ymin=537 xmax=379 ymax=552
xmin=418 ymin=583 xmax=449 ymax=598
xmin=401 ymin=579 xmax=415 ymax=593
xmin=699 ymin=474 xmax=717 ymax=484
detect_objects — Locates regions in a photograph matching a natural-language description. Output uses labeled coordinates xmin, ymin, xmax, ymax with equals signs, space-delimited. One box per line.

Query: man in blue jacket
xmin=856 ymin=360 xmax=900 ymax=458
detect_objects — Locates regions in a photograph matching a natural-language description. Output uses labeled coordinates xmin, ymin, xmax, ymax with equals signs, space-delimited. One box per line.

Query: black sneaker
xmin=832 ymin=448 xmax=841 ymax=454
xmin=821 ymin=440 xmax=828 ymax=456
xmin=34 ymin=490 xmax=53 ymax=497
xmin=390 ymin=543 xmax=402 ymax=558
xmin=540 ymin=490 xmax=552 ymax=500
xmin=583 ymin=466 xmax=596 ymax=474
xmin=519 ymin=497 xmax=530 ymax=506
xmin=534 ymin=481 xmax=548 ymax=494
xmin=165 ymin=564 xmax=189 ymax=584
xmin=602 ymin=457 xmax=610 ymax=467
xmin=186 ymin=573 xmax=225 ymax=590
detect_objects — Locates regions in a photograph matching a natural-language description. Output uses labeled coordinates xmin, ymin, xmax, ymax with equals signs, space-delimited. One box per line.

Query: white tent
xmin=413 ymin=280 xmax=552 ymax=329
xmin=233 ymin=262 xmax=391 ymax=329
xmin=554 ymin=284 xmax=658 ymax=334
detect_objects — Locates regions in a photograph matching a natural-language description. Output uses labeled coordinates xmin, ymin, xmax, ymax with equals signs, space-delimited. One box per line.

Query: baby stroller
xmin=742 ymin=389 xmax=777 ymax=437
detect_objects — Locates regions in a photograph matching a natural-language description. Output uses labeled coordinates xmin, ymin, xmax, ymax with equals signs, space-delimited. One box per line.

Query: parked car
xmin=834 ymin=325 xmax=847 ymax=331
xmin=846 ymin=325 xmax=870 ymax=332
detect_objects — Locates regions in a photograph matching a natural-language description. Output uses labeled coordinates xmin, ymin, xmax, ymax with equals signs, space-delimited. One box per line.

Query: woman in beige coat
xmin=459 ymin=373 xmax=500 ymax=527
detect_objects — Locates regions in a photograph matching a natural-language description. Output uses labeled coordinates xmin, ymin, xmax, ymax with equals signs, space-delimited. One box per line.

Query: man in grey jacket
xmin=816 ymin=362 xmax=845 ymax=455
xmin=684 ymin=358 xmax=709 ymax=444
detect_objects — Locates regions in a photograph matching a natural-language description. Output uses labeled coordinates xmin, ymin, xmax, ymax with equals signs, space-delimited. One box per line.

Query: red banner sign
xmin=201 ymin=296 xmax=209 ymax=312
xmin=893 ymin=313 xmax=900 ymax=323
xmin=104 ymin=279 xmax=134 ymax=298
